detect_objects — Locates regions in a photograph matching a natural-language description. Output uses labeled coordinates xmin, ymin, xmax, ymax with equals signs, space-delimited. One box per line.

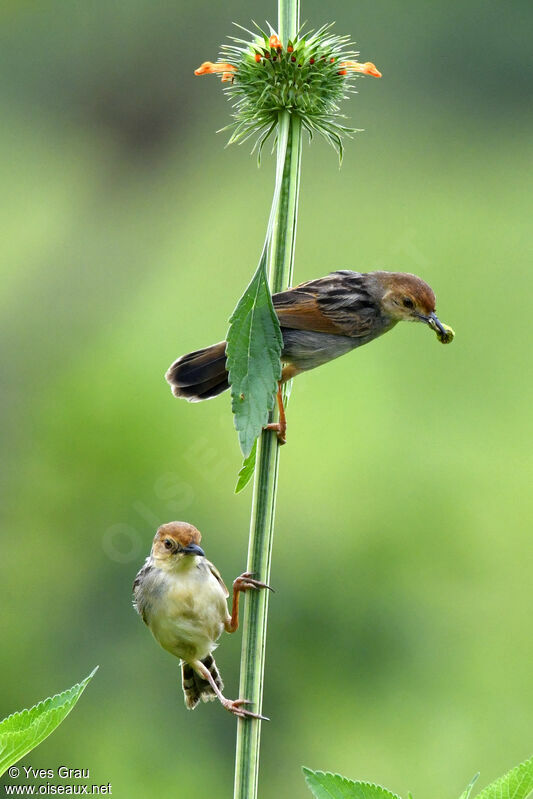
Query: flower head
xmin=194 ymin=22 xmax=382 ymax=160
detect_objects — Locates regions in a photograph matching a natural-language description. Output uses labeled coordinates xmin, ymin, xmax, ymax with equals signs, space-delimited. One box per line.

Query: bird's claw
xmin=264 ymin=421 xmax=286 ymax=445
xmin=234 ymin=571 xmax=275 ymax=593
xmin=223 ymin=698 xmax=270 ymax=721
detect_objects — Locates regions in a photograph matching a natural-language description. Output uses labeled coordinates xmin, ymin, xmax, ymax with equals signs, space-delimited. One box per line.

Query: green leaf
xmin=226 ymin=259 xmax=282 ymax=458
xmin=0 ymin=667 xmax=98 ymax=777
xmin=459 ymin=774 xmax=480 ymax=799
xmin=235 ymin=440 xmax=257 ymax=493
xmin=303 ymin=768 xmax=402 ymax=799
xmin=475 ymin=756 xmax=533 ymax=799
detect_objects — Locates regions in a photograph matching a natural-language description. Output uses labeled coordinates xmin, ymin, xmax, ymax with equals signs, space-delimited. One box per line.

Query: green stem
xmin=278 ymin=0 xmax=300 ymax=47
xmin=233 ymin=5 xmax=301 ymax=798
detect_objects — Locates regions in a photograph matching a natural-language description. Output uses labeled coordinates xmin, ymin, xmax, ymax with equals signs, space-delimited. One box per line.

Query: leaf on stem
xmin=235 ymin=440 xmax=257 ymax=493
xmin=0 ymin=667 xmax=98 ymax=777
xmin=303 ymin=769 xmax=402 ymax=799
xmin=226 ymin=259 xmax=282 ymax=459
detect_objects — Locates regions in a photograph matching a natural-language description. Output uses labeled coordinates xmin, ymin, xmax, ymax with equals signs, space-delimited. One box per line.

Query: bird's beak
xmin=417 ymin=310 xmax=445 ymax=335
xmin=425 ymin=311 xmax=447 ymax=338
xmin=417 ymin=310 xmax=454 ymax=344
xmin=181 ymin=543 xmax=205 ymax=557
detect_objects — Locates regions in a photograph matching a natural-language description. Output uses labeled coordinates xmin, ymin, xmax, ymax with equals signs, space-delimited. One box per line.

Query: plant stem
xmin=233 ymin=3 xmax=301 ymax=797
xmin=278 ymin=0 xmax=300 ymax=48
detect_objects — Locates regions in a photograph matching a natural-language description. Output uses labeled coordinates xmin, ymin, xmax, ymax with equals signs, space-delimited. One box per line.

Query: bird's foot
xmin=264 ymin=420 xmax=286 ymax=445
xmin=233 ymin=571 xmax=274 ymax=594
xmin=223 ymin=697 xmax=270 ymax=721
xmin=264 ymin=382 xmax=287 ymax=444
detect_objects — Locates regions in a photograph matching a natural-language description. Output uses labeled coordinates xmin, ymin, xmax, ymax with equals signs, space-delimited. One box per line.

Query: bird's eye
xmin=402 ymin=297 xmax=415 ymax=309
xmin=164 ymin=539 xmax=173 ymax=550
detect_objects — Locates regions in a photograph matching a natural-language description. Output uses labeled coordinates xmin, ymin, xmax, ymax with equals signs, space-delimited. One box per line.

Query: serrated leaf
xmin=303 ymin=768 xmax=402 ymax=799
xmin=475 ymin=756 xmax=533 ymax=799
xmin=459 ymin=773 xmax=480 ymax=799
xmin=0 ymin=667 xmax=98 ymax=777
xmin=226 ymin=259 xmax=282 ymax=458
xmin=235 ymin=440 xmax=257 ymax=493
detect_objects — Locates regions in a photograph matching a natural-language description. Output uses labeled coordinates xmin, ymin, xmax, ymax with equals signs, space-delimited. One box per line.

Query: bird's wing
xmin=273 ymin=270 xmax=376 ymax=338
xmin=132 ymin=559 xmax=153 ymax=625
xmin=207 ymin=561 xmax=229 ymax=598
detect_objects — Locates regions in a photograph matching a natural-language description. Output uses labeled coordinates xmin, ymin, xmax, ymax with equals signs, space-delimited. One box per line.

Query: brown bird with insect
xmin=165 ymin=270 xmax=454 ymax=441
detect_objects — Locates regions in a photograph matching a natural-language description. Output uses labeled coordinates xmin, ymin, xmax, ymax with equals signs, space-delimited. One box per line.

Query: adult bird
xmin=165 ymin=270 xmax=453 ymax=440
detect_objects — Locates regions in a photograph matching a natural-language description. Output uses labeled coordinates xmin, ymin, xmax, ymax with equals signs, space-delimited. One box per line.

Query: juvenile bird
xmin=133 ymin=521 xmax=271 ymax=719
xmin=165 ymin=270 xmax=453 ymax=439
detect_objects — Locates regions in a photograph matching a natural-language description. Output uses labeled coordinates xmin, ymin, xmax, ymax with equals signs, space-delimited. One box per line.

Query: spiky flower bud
xmin=194 ymin=22 xmax=381 ymax=160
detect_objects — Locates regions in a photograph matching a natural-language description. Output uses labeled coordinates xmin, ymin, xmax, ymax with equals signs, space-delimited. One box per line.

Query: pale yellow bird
xmin=133 ymin=521 xmax=271 ymax=719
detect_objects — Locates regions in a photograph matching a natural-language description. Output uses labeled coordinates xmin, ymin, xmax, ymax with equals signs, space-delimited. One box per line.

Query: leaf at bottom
xmin=303 ymin=768 xmax=402 ymax=799
xmin=0 ymin=667 xmax=98 ymax=777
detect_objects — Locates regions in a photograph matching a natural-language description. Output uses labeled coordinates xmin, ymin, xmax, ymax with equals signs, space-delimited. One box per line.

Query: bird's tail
xmin=165 ymin=341 xmax=229 ymax=402
xmin=181 ymin=654 xmax=224 ymax=710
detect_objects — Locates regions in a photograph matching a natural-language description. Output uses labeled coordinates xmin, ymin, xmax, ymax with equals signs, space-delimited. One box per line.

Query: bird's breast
xmin=147 ymin=566 xmax=227 ymax=661
xmin=280 ymin=316 xmax=396 ymax=373
xmin=281 ymin=329 xmax=361 ymax=372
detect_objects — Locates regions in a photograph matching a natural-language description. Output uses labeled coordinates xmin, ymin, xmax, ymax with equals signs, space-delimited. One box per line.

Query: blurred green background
xmin=1 ymin=1 xmax=532 ymax=797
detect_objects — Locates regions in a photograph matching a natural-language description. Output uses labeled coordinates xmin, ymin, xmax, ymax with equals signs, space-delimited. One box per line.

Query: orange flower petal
xmin=254 ymin=53 xmax=261 ymax=63
xmin=362 ymin=61 xmax=382 ymax=78
xmin=194 ymin=61 xmax=215 ymax=75
xmin=194 ymin=61 xmax=237 ymax=76
xmin=269 ymin=34 xmax=282 ymax=50
xmin=339 ymin=60 xmax=382 ymax=77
